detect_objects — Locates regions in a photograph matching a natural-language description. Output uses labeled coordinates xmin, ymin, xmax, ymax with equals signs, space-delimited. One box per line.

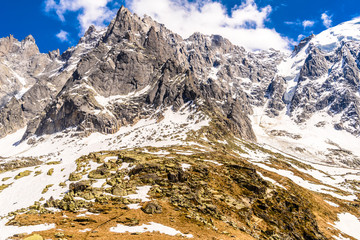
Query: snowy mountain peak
xmin=253 ymin=17 xmax=360 ymax=169
xmin=311 ymin=17 xmax=360 ymax=52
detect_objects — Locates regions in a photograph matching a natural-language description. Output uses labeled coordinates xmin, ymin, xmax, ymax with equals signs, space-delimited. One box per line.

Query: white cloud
xmin=284 ymin=21 xmax=297 ymax=25
xmin=45 ymin=0 xmax=117 ymax=33
xmin=302 ymin=20 xmax=314 ymax=28
xmin=56 ymin=30 xmax=69 ymax=42
xmin=321 ymin=12 xmax=332 ymax=28
xmin=126 ymin=0 xmax=291 ymax=52
xmin=297 ymin=34 xmax=306 ymax=41
xmin=44 ymin=0 xmax=291 ymax=52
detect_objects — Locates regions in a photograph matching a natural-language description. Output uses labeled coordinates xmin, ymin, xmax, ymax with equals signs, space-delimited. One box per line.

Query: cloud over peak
xmin=56 ymin=30 xmax=69 ymax=42
xmin=44 ymin=0 xmax=291 ymax=52
xmin=302 ymin=20 xmax=315 ymax=28
xmin=321 ymin=12 xmax=332 ymax=28
xmin=45 ymin=0 xmax=116 ymax=33
xmin=126 ymin=0 xmax=290 ymax=52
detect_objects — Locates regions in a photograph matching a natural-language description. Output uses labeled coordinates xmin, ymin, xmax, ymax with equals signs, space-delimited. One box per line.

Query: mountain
xmin=253 ymin=18 xmax=360 ymax=168
xmin=0 ymin=6 xmax=359 ymax=240
xmin=0 ymin=26 xmax=106 ymax=139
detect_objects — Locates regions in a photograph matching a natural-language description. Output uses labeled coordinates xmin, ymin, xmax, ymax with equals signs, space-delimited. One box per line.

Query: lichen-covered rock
xmin=69 ymin=180 xmax=91 ymax=192
xmin=47 ymin=168 xmax=54 ymax=176
xmin=88 ymin=167 xmax=110 ymax=179
xmin=69 ymin=172 xmax=82 ymax=181
xmin=14 ymin=170 xmax=32 ymax=179
xmin=141 ymin=202 xmax=162 ymax=214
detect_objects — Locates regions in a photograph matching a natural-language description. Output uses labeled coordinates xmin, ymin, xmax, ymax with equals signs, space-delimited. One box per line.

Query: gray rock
xmin=25 ymin=7 xmax=278 ymax=141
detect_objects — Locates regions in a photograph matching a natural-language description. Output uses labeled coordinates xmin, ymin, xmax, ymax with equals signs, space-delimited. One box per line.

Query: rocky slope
xmin=0 ymin=6 xmax=360 ymax=240
xmin=1 ymin=119 xmax=359 ymax=240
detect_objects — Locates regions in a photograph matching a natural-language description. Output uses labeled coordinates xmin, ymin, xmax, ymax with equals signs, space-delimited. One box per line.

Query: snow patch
xmin=142 ymin=149 xmax=170 ymax=155
xmin=257 ymin=171 xmax=286 ymax=189
xmin=104 ymin=156 xmax=118 ymax=162
xmin=208 ymin=67 xmax=219 ymax=80
xmin=181 ymin=163 xmax=191 ymax=171
xmin=119 ymin=162 xmax=135 ymax=171
xmin=252 ymin=162 xmax=356 ymax=201
xmin=0 ymin=218 xmax=55 ymax=240
xmin=124 ymin=186 xmax=151 ymax=202
xmin=94 ymin=85 xmax=152 ymax=107
xmin=325 ymin=200 xmax=339 ymax=207
xmin=250 ymin=105 xmax=360 ymax=168
xmin=333 ymin=213 xmax=360 ymax=239
xmin=312 ymin=17 xmax=360 ymax=52
xmin=127 ymin=203 xmax=141 ymax=209
xmin=92 ymin=179 xmax=107 ymax=188
xmin=110 ymin=222 xmax=193 ymax=238
xmin=204 ymin=160 xmax=223 ymax=166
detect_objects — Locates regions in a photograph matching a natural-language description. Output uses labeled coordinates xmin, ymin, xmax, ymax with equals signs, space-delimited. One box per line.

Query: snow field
xmin=0 ymin=218 xmax=55 ymax=240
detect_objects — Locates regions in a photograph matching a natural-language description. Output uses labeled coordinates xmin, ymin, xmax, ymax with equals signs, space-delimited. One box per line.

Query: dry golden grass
xmin=14 ymin=200 xmax=254 ymax=240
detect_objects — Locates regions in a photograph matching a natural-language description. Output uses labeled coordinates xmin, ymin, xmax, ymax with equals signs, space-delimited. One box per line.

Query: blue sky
xmin=0 ymin=0 xmax=359 ymax=53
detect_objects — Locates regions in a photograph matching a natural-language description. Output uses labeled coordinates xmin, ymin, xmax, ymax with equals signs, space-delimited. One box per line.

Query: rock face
xmin=17 ymin=6 xmax=283 ymax=141
xmin=0 ymin=34 xmax=53 ymax=108
xmin=267 ymin=19 xmax=360 ymax=136
xmin=1 ymin=6 xmax=360 ymax=146
xmin=0 ymin=27 xmax=107 ymax=138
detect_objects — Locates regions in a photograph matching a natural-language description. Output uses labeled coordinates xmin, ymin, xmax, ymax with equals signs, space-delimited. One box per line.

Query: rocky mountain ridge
xmin=0 ymin=6 xmax=285 ymax=144
xmin=0 ymin=25 xmax=107 ymax=139
xmin=253 ymin=18 xmax=360 ymax=167
xmin=1 ymin=8 xmax=359 ymax=147
xmin=0 ymin=6 xmax=359 ymax=169
xmin=0 ymin=6 xmax=360 ymax=240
